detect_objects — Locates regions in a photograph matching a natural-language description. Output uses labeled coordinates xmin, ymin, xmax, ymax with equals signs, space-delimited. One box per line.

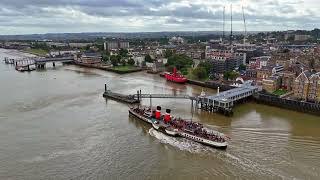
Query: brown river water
xmin=0 ymin=48 xmax=320 ymax=180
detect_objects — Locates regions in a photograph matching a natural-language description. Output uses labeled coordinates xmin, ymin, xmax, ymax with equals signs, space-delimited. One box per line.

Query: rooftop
xmin=204 ymin=81 xmax=258 ymax=103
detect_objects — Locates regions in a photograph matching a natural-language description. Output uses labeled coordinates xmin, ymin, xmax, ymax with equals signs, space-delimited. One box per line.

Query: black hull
xmin=129 ymin=109 xmax=227 ymax=150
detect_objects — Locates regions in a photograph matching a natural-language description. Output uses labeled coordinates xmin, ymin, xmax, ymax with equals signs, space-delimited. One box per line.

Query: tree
xmin=116 ymin=55 xmax=122 ymax=61
xmin=229 ymin=71 xmax=239 ymax=80
xmin=141 ymin=61 xmax=147 ymax=67
xmin=119 ymin=48 xmax=128 ymax=57
xmin=128 ymin=58 xmax=135 ymax=66
xmin=145 ymin=54 xmax=153 ymax=63
xmin=85 ymin=45 xmax=91 ymax=51
xmin=198 ymin=61 xmax=213 ymax=74
xmin=224 ymin=71 xmax=239 ymax=80
xmin=239 ymin=64 xmax=246 ymax=71
xmin=192 ymin=67 xmax=207 ymax=80
xmin=121 ymin=59 xmax=126 ymax=66
xmin=164 ymin=49 xmax=174 ymax=58
xmin=167 ymin=54 xmax=193 ymax=70
xmin=102 ymin=53 xmax=109 ymax=63
xmin=95 ymin=43 xmax=104 ymax=51
xmin=110 ymin=55 xmax=120 ymax=66
xmin=181 ymin=68 xmax=189 ymax=75
xmin=32 ymin=42 xmax=50 ymax=51
xmin=224 ymin=71 xmax=231 ymax=80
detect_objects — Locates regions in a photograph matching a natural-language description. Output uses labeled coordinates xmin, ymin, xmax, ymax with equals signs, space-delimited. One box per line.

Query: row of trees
xmin=109 ymin=54 xmax=135 ymax=67
xmin=167 ymin=54 xmax=194 ymax=75
xmin=31 ymin=42 xmax=50 ymax=51
xmin=223 ymin=71 xmax=239 ymax=80
xmin=101 ymin=48 xmax=136 ymax=67
xmin=191 ymin=61 xmax=214 ymax=80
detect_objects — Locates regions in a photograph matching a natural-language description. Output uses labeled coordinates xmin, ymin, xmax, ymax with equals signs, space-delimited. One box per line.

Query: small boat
xmin=15 ymin=66 xmax=35 ymax=72
xmin=129 ymin=106 xmax=228 ymax=149
xmin=164 ymin=67 xmax=188 ymax=83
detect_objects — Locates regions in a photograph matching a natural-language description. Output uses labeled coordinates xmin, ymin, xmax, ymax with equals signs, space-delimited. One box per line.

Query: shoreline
xmin=2 ymin=48 xmax=319 ymax=116
xmin=73 ymin=62 xmax=144 ymax=74
xmin=0 ymin=48 xmax=37 ymax=58
xmin=159 ymin=73 xmax=320 ymax=116
xmin=19 ymin=49 xmax=44 ymax=57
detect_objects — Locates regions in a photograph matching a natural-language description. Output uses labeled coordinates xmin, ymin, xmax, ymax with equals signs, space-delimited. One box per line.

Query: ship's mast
xmin=223 ymin=6 xmax=225 ymax=43
xmin=230 ymin=4 xmax=233 ymax=48
xmin=242 ymin=5 xmax=247 ymax=44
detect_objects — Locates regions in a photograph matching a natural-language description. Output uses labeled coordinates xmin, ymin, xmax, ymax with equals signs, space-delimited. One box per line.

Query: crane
xmin=242 ymin=5 xmax=247 ymax=44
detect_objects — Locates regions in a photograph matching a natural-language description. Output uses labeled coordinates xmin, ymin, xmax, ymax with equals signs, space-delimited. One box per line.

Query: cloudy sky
xmin=0 ymin=0 xmax=319 ymax=35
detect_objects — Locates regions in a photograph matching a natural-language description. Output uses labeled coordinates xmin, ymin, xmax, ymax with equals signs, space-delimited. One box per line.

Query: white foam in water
xmin=148 ymin=128 xmax=216 ymax=154
xmin=149 ymin=128 xmax=287 ymax=178
xmin=222 ymin=151 xmax=288 ymax=179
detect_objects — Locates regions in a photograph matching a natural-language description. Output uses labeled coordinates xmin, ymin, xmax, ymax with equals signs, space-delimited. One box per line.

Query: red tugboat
xmin=164 ymin=67 xmax=188 ymax=83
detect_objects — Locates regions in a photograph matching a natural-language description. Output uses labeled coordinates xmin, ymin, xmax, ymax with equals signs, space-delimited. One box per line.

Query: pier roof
xmin=204 ymin=82 xmax=258 ymax=103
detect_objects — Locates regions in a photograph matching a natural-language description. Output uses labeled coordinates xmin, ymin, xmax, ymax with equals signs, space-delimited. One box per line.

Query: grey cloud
xmin=0 ymin=0 xmax=318 ymax=34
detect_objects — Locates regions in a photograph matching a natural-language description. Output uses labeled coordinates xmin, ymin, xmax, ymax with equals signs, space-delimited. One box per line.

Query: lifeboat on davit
xmin=164 ymin=67 xmax=188 ymax=84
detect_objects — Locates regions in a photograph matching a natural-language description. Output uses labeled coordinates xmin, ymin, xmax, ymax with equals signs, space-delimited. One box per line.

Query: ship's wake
xmin=148 ymin=128 xmax=288 ymax=178
xmin=148 ymin=128 xmax=216 ymax=154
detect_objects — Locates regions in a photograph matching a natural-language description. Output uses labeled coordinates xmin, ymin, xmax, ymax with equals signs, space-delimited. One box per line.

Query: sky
xmin=0 ymin=0 xmax=319 ymax=35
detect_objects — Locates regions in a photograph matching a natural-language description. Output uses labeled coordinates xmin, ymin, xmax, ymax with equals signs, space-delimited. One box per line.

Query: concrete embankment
xmin=74 ymin=62 xmax=143 ymax=74
xmin=187 ymin=80 xmax=234 ymax=91
xmin=254 ymin=93 xmax=320 ymax=116
xmin=190 ymin=79 xmax=320 ymax=116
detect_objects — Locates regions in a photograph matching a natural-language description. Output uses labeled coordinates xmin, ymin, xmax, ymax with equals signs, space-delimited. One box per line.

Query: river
xmin=0 ymin=48 xmax=320 ymax=180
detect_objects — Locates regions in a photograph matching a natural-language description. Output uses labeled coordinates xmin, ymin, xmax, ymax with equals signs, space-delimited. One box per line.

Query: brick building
xmin=293 ymin=71 xmax=320 ymax=102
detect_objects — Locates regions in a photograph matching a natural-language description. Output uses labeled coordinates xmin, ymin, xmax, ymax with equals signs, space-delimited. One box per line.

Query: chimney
xmin=164 ymin=109 xmax=171 ymax=123
xmin=155 ymin=106 xmax=161 ymax=120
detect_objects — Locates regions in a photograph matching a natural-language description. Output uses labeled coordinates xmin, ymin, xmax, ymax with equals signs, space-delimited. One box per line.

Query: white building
xmin=272 ymin=65 xmax=284 ymax=75
xmin=105 ymin=41 xmax=130 ymax=51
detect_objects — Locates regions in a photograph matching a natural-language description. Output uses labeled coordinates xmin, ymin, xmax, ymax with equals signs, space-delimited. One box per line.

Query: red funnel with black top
xmin=155 ymin=106 xmax=161 ymax=120
xmin=164 ymin=109 xmax=171 ymax=123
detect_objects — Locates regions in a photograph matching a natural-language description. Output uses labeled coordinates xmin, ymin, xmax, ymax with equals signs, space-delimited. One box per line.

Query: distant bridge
xmin=34 ymin=57 xmax=74 ymax=63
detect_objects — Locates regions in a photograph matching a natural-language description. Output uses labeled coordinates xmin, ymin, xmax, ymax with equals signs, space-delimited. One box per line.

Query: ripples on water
xmin=148 ymin=125 xmax=320 ymax=179
xmin=1 ymin=49 xmax=320 ymax=179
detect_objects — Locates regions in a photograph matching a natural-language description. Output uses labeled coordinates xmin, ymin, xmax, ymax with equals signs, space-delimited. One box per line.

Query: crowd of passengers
xmin=133 ymin=107 xmax=151 ymax=115
xmin=170 ymin=119 xmax=226 ymax=143
xmin=132 ymin=107 xmax=225 ymax=143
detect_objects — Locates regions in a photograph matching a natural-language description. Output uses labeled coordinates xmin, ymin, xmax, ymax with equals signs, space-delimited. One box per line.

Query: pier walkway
xmin=103 ymin=81 xmax=259 ymax=116
xmin=197 ymin=81 xmax=258 ymax=114
xmin=133 ymin=94 xmax=196 ymax=100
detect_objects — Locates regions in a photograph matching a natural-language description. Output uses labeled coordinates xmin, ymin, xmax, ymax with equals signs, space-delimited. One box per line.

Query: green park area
xmin=112 ymin=65 xmax=138 ymax=71
xmin=273 ymin=89 xmax=288 ymax=96
xmin=165 ymin=52 xmax=211 ymax=81
xmin=25 ymin=49 xmax=49 ymax=56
